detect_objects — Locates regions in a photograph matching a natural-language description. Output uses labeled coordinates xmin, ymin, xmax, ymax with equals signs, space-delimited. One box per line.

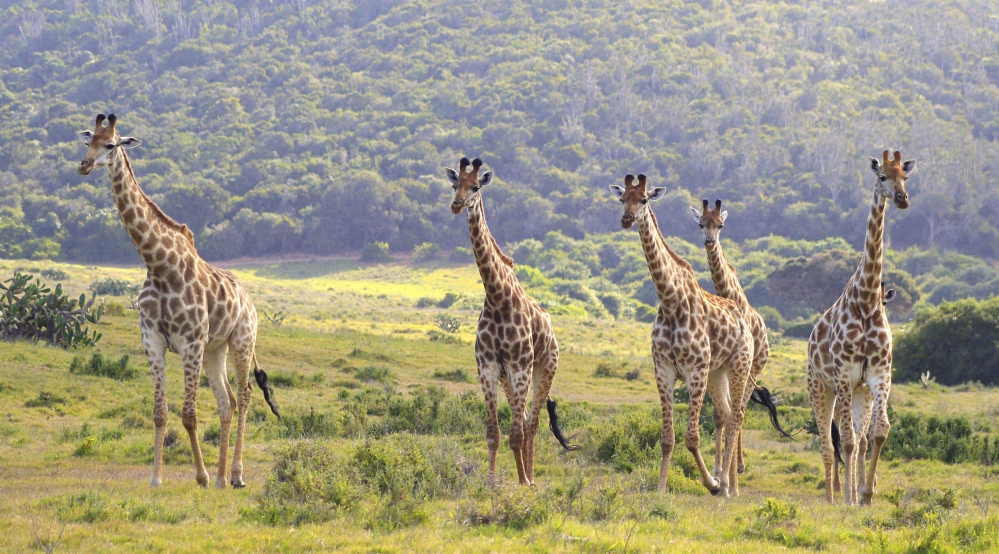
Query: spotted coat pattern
xmin=695 ymin=200 xmax=770 ymax=475
xmin=807 ymin=150 xmax=913 ymax=506
xmin=447 ymin=158 xmax=561 ymax=486
xmin=78 ymin=114 xmax=262 ymax=489
xmin=613 ymin=175 xmax=754 ymax=497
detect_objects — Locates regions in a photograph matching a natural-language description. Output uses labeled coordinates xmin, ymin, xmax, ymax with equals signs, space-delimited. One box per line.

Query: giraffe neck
xmin=466 ymin=199 xmax=520 ymax=306
xmin=852 ymin=191 xmax=888 ymax=315
xmin=637 ymin=209 xmax=695 ymax=313
xmin=107 ymin=148 xmax=196 ymax=271
xmin=705 ymin=241 xmax=747 ymax=310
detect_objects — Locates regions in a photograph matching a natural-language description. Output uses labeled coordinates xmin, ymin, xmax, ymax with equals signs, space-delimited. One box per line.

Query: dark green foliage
xmin=89 ymin=278 xmax=141 ymax=297
xmin=432 ymin=368 xmax=471 ymax=383
xmin=0 ymin=272 xmax=102 ymax=348
xmin=883 ymin=412 xmax=997 ymax=465
xmin=894 ymin=298 xmax=999 ymax=385
xmin=413 ymin=242 xmax=440 ymax=262
xmin=360 ymin=242 xmax=391 ymax=263
xmin=355 ymin=365 xmax=392 ymax=383
xmin=69 ymin=352 xmax=137 ymax=381
xmin=3 ymin=0 xmax=999 ymax=265
xmin=433 ymin=313 xmax=461 ymax=333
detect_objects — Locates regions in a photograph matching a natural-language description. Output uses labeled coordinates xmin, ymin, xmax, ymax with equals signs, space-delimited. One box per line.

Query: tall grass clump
xmin=245 ymin=435 xmax=472 ymax=526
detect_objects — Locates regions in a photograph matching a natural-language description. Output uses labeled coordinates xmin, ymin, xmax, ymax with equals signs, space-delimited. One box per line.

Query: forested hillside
xmin=2 ymin=0 xmax=999 ymax=263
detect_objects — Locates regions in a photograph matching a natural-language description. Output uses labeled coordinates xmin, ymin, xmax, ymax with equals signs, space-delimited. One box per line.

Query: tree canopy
xmin=1 ymin=0 xmax=998 ymax=263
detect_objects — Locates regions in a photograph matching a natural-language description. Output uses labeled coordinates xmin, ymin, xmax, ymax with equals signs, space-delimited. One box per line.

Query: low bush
xmin=883 ymin=411 xmax=998 ymax=466
xmin=413 ymin=242 xmax=440 ymax=262
xmin=360 ymin=242 xmax=391 ymax=263
xmin=70 ymin=352 xmax=138 ymax=380
xmin=89 ymin=277 xmax=141 ymax=297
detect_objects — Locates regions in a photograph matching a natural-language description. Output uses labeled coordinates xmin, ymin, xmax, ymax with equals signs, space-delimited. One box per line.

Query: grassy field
xmin=1 ymin=256 xmax=998 ymax=553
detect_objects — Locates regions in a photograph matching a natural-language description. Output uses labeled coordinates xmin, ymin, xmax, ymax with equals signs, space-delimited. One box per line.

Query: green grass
xmin=1 ymin=257 xmax=998 ymax=552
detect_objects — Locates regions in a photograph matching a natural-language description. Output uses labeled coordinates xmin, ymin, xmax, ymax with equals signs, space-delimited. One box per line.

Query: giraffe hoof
xmin=196 ymin=474 xmax=210 ymax=488
xmin=149 ymin=477 xmax=162 ymax=488
xmin=737 ymin=464 xmax=746 ymax=474
xmin=231 ymin=479 xmax=246 ymax=489
xmin=214 ymin=477 xmax=227 ymax=489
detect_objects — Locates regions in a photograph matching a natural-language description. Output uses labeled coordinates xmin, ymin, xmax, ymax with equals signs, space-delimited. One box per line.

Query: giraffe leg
xmin=809 ymin=371 xmax=837 ymax=504
xmin=739 ymin=339 xmax=769 ymax=474
xmin=653 ymin=355 xmax=677 ymax=493
xmin=861 ymin=374 xmax=891 ymax=505
xmin=525 ymin=343 xmax=558 ymax=485
xmin=707 ymin=373 xmax=731 ymax=487
xmin=501 ymin=366 xmax=530 ymax=486
xmin=477 ymin=356 xmax=502 ymax=487
xmin=835 ymin=382 xmax=857 ymax=506
xmin=142 ymin=326 xmax=168 ymax=487
xmin=711 ymin=407 xmax=724 ymax=480
xmin=179 ymin=344 xmax=210 ymax=488
xmin=852 ymin=385 xmax=874 ymax=502
xmin=202 ymin=346 xmax=232 ymax=489
xmin=228 ymin=326 xmax=255 ymax=489
xmin=685 ymin=363 xmax=722 ymax=495
xmin=722 ymin=344 xmax=753 ymax=498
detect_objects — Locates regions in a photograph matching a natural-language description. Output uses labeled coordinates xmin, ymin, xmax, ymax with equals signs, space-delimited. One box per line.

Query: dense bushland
xmin=894 ymin=297 xmax=999 ymax=386
xmin=1 ymin=0 xmax=998 ymax=264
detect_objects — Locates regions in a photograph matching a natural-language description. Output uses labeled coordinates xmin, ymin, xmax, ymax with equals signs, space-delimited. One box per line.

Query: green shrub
xmin=360 ymin=242 xmax=391 ymax=263
xmin=355 ymin=365 xmax=392 ymax=383
xmin=1 ymin=272 xmax=103 ymax=348
xmin=89 ymin=277 xmax=141 ymax=297
xmin=70 ymin=352 xmax=138 ymax=380
xmin=895 ymin=297 xmax=999 ymax=385
xmin=432 ymin=368 xmax=471 ymax=382
xmin=782 ymin=320 xmax=815 ymax=339
xmin=883 ymin=411 xmax=995 ymax=465
xmin=413 ymin=242 xmax=440 ymax=262
xmin=635 ymin=304 xmax=658 ymax=323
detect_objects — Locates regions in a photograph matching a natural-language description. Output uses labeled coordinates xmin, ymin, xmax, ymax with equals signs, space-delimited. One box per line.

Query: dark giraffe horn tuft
xmin=96 ymin=113 xmax=105 ymax=126
xmin=715 ymin=199 xmax=722 ymax=211
xmin=459 ymin=157 xmax=469 ymax=169
xmin=882 ymin=150 xmax=890 ymax=165
xmin=636 ymin=174 xmax=647 ymax=187
xmin=893 ymin=150 xmax=902 ymax=163
xmin=702 ymin=198 xmax=709 ymax=210
xmin=107 ymin=113 xmax=117 ymax=129
xmin=624 ymin=174 xmax=635 ymax=187
xmin=472 ymin=158 xmax=483 ymax=169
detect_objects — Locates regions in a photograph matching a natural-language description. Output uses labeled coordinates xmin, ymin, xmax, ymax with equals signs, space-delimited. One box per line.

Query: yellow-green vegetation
xmin=2 ymin=258 xmax=998 ymax=553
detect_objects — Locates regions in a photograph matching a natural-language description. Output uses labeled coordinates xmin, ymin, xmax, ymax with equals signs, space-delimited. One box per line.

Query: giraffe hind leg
xmin=202 ymin=346 xmax=233 ymax=489
xmin=179 ymin=344 xmax=210 ymax=487
xmin=142 ymin=327 xmax=168 ymax=487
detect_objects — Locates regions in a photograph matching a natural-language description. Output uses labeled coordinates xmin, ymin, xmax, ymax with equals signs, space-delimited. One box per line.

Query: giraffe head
xmin=881 ymin=282 xmax=896 ymax=306
xmin=609 ymin=173 xmax=666 ymax=229
xmin=869 ymin=150 xmax=915 ymax=209
xmin=77 ymin=113 xmax=141 ymax=176
xmin=445 ymin=157 xmax=493 ymax=214
xmin=690 ymin=198 xmax=728 ymax=247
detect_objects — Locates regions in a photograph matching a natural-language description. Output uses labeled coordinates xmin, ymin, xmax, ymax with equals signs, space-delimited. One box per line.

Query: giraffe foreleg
xmin=834 ymin=381 xmax=858 ymax=506
xmin=861 ymin=372 xmax=891 ymax=505
xmin=722 ymin=341 xmax=753 ymax=498
xmin=653 ymin=353 xmax=677 ymax=493
xmin=477 ymin=354 xmax=502 ymax=488
xmin=707 ymin=372 xmax=731 ymax=485
xmin=142 ymin=326 xmax=168 ymax=487
xmin=852 ymin=384 xmax=874 ymax=501
xmin=500 ymin=361 xmax=531 ymax=486
xmin=739 ymin=337 xmax=770 ymax=474
xmin=180 ymin=344 xmax=210 ymax=488
xmin=684 ymin=363 xmax=722 ymax=495
xmin=809 ymin=371 xmax=836 ymax=504
xmin=202 ymin=346 xmax=232 ymax=489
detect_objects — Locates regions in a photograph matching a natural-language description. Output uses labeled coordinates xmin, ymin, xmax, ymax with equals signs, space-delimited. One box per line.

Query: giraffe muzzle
xmin=621 ymin=214 xmax=635 ymax=229
xmin=893 ymin=193 xmax=909 ymax=209
xmin=451 ymin=200 xmax=465 ymax=214
xmin=78 ymin=159 xmax=94 ymax=175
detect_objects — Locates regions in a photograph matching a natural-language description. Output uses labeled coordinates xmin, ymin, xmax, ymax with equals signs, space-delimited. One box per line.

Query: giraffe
xmin=691 ymin=199 xmax=795 ymax=475
xmin=807 ymin=150 xmax=914 ymax=505
xmin=445 ymin=157 xmax=578 ymax=486
xmin=610 ymin=174 xmax=754 ymax=497
xmin=77 ymin=113 xmax=279 ymax=488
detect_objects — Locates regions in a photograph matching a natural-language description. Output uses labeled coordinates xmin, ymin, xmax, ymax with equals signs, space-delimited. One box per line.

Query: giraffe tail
xmin=831 ymin=420 xmax=844 ymax=465
xmin=252 ymin=353 xmax=280 ymax=419
xmin=546 ymin=397 xmax=581 ymax=451
xmin=749 ymin=386 xmax=799 ymax=440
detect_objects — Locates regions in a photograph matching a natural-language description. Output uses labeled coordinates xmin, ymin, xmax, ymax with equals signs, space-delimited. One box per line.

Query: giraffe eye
xmin=105 ymin=144 xmax=115 ymax=150
xmin=698 ymin=224 xmax=704 ymax=229
xmin=719 ymin=225 xmax=724 ymax=229
xmin=641 ymin=198 xmax=648 ymax=205
xmin=472 ymin=186 xmax=480 ymax=192
xmin=879 ymin=175 xmax=886 ymax=182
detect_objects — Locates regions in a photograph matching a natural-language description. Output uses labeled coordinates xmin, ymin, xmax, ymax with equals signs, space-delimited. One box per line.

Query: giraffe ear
xmin=444 ymin=167 xmax=459 ymax=185
xmin=884 ymin=288 xmax=896 ymax=302
xmin=869 ymin=157 xmax=882 ymax=174
xmin=720 ymin=210 xmax=728 ymax=223
xmin=478 ymin=170 xmax=493 ymax=187
xmin=689 ymin=207 xmax=701 ymax=223
xmin=609 ymin=185 xmax=625 ymax=199
xmin=901 ymin=159 xmax=916 ymax=174
xmin=647 ymin=187 xmax=667 ymax=201
xmin=78 ymin=130 xmax=93 ymax=145
xmin=119 ymin=137 xmax=142 ymax=149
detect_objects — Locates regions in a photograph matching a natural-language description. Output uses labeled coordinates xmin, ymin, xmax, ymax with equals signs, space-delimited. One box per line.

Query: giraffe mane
xmin=121 ymin=152 xmax=196 ymax=247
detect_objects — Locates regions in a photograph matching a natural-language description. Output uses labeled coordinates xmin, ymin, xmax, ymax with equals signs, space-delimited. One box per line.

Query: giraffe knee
xmin=181 ymin=412 xmax=198 ymax=433
xmin=684 ymin=430 xmax=700 ymax=452
xmin=872 ymin=422 xmax=890 ymax=446
xmin=509 ymin=428 xmax=524 ymax=451
xmin=153 ymin=413 xmax=167 ymax=429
